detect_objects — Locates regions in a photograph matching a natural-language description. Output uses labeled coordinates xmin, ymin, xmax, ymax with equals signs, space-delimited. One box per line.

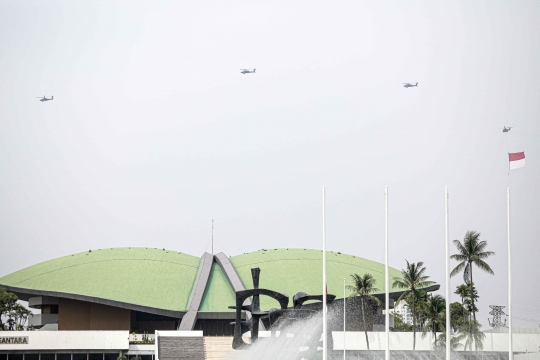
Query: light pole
xmin=508 ymin=187 xmax=513 ymax=360
xmin=344 ymin=277 xmax=346 ymax=360
xmin=445 ymin=187 xmax=450 ymax=360
xmin=322 ymin=186 xmax=327 ymax=360
xmin=385 ymin=186 xmax=389 ymax=360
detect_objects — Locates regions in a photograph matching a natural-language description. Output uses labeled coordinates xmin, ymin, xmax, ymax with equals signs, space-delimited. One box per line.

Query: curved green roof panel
xmin=198 ymin=262 xmax=236 ymax=312
xmin=0 ymin=247 xmax=437 ymax=316
xmin=230 ymin=248 xmax=405 ymax=310
xmin=0 ymin=247 xmax=200 ymax=313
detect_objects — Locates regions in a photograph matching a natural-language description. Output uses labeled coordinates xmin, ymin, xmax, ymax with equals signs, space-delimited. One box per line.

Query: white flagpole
xmin=508 ymin=187 xmax=513 ymax=360
xmin=385 ymin=186 xmax=389 ymax=360
xmin=323 ymin=186 xmax=327 ymax=360
xmin=445 ymin=187 xmax=450 ymax=360
xmin=343 ymin=277 xmax=346 ymax=360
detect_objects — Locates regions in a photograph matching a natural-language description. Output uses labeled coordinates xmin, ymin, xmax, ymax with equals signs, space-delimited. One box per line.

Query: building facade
xmin=0 ymin=248 xmax=439 ymax=358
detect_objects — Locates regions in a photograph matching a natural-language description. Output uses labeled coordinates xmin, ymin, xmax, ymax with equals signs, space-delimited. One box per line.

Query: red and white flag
xmin=509 ymin=152 xmax=525 ymax=169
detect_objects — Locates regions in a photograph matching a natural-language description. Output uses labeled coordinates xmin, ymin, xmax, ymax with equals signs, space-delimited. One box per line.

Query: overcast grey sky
xmin=1 ymin=1 xmax=539 ymax=328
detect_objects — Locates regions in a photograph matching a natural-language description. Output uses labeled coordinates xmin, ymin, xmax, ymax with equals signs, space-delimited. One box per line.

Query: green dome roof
xmin=0 ymin=247 xmax=424 ymax=315
xmin=0 ymin=247 xmax=200 ymax=314
xmin=230 ymin=248 xmax=404 ymax=310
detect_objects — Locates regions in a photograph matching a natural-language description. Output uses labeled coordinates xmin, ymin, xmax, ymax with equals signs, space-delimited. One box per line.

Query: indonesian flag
xmin=509 ymin=152 xmax=525 ymax=169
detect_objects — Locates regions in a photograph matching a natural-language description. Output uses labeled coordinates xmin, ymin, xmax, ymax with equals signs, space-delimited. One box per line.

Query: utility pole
xmin=344 ymin=277 xmax=346 ymax=360
xmin=445 ymin=187 xmax=450 ymax=360
xmin=322 ymin=186 xmax=327 ymax=360
xmin=385 ymin=186 xmax=390 ymax=360
xmin=508 ymin=188 xmax=513 ymax=360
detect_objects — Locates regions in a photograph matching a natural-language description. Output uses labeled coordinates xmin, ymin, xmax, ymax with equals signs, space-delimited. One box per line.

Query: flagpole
xmin=385 ymin=186 xmax=389 ymax=360
xmin=445 ymin=187 xmax=450 ymax=360
xmin=323 ymin=186 xmax=327 ymax=360
xmin=343 ymin=277 xmax=346 ymax=360
xmin=508 ymin=187 xmax=513 ymax=360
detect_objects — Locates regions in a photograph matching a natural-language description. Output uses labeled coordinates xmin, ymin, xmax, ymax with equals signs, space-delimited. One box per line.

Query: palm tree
xmin=450 ymin=302 xmax=467 ymax=333
xmin=462 ymin=282 xmax=479 ymax=321
xmin=419 ymin=294 xmax=446 ymax=347
xmin=450 ymin=230 xmax=495 ymax=324
xmin=455 ymin=319 xmax=485 ymax=351
xmin=435 ymin=332 xmax=461 ymax=351
xmin=454 ymin=284 xmax=469 ymax=308
xmin=347 ymin=273 xmax=381 ymax=350
xmin=392 ymin=261 xmax=435 ymax=350
xmin=408 ymin=290 xmax=429 ymax=331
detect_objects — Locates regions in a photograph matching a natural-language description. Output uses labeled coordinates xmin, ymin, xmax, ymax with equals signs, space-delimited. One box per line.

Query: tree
xmin=455 ymin=282 xmax=478 ymax=321
xmin=403 ymin=290 xmax=429 ymax=331
xmin=454 ymin=284 xmax=469 ymax=311
xmin=463 ymin=284 xmax=479 ymax=321
xmin=450 ymin=302 xmax=467 ymax=333
xmin=391 ymin=312 xmax=413 ymax=332
xmin=434 ymin=332 xmax=461 ymax=351
xmin=453 ymin=282 xmax=478 ymax=322
xmin=392 ymin=261 xmax=435 ymax=350
xmin=419 ymin=294 xmax=446 ymax=347
xmin=434 ymin=301 xmax=468 ymax=350
xmin=450 ymin=230 xmax=495 ymax=325
xmin=12 ymin=304 xmax=33 ymax=330
xmin=0 ymin=288 xmax=18 ymax=330
xmin=347 ymin=273 xmax=381 ymax=350
xmin=455 ymin=319 xmax=485 ymax=351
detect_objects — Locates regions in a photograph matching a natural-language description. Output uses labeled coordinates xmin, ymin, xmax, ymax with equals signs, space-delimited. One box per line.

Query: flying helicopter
xmin=499 ymin=126 xmax=512 ymax=133
xmin=402 ymin=82 xmax=418 ymax=88
xmin=240 ymin=69 xmax=256 ymax=74
xmin=37 ymin=96 xmax=54 ymax=102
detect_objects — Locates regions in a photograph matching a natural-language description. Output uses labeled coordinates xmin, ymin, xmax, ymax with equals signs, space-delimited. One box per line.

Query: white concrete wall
xmin=332 ymin=332 xmax=435 ymax=351
xmin=0 ymin=331 xmax=129 ymax=351
xmin=483 ymin=332 xmax=539 ymax=353
xmin=332 ymin=331 xmax=540 ymax=353
xmin=128 ymin=344 xmax=155 ymax=354
xmin=515 ymin=353 xmax=540 ymax=360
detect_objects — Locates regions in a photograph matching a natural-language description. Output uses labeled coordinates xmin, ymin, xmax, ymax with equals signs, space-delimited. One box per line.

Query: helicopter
xmin=402 ymin=82 xmax=418 ymax=88
xmin=240 ymin=69 xmax=256 ymax=74
xmin=499 ymin=126 xmax=512 ymax=133
xmin=37 ymin=96 xmax=54 ymax=102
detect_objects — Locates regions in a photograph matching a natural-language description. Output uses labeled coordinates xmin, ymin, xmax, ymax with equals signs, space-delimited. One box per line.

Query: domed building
xmin=0 ymin=247 xmax=439 ymax=336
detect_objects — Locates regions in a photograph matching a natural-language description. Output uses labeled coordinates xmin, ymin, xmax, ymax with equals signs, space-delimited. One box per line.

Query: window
xmin=103 ymin=354 xmax=117 ymax=360
xmin=24 ymin=355 xmax=39 ymax=360
xmin=8 ymin=354 xmax=23 ymax=360
xmin=57 ymin=354 xmax=71 ymax=360
xmin=88 ymin=354 xmax=102 ymax=360
xmin=72 ymin=354 xmax=87 ymax=360
xmin=41 ymin=354 xmax=54 ymax=360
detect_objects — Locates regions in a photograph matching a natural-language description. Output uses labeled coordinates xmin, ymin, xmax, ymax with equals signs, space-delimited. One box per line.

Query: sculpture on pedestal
xmin=230 ymin=267 xmax=335 ymax=352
